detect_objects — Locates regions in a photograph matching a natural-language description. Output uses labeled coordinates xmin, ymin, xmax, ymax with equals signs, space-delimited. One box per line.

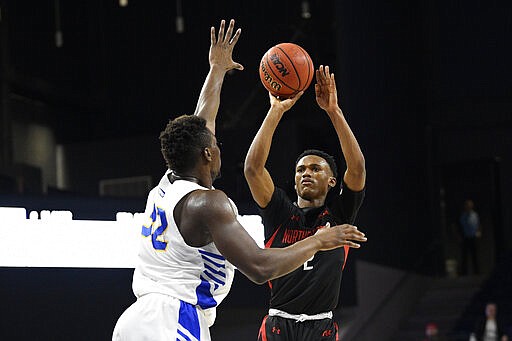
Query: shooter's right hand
xmin=268 ymin=91 xmax=304 ymax=114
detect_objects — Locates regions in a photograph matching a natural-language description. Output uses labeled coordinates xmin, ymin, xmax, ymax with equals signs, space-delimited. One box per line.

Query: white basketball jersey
xmin=132 ymin=171 xmax=235 ymax=325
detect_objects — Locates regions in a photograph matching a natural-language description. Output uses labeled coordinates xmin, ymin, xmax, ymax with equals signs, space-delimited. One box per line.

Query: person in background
xmin=459 ymin=199 xmax=481 ymax=275
xmin=423 ymin=322 xmax=448 ymax=341
xmin=470 ymin=302 xmax=509 ymax=341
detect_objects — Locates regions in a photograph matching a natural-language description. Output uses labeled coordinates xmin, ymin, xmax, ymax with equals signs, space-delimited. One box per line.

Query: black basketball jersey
xmin=260 ymin=182 xmax=365 ymax=315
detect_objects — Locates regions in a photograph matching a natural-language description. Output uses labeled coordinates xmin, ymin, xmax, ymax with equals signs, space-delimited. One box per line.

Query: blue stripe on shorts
xmin=178 ymin=300 xmax=200 ymax=340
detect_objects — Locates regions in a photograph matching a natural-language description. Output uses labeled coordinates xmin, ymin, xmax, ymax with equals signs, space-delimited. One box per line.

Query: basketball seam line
xmin=275 ymin=46 xmax=303 ymax=91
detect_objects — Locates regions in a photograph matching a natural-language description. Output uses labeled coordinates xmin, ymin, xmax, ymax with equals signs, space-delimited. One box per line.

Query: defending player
xmin=112 ymin=20 xmax=367 ymax=341
xmin=244 ymin=65 xmax=366 ymax=340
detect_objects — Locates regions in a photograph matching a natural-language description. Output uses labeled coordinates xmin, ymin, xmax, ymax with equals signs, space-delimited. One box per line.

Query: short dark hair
xmin=295 ymin=149 xmax=338 ymax=178
xmin=159 ymin=115 xmax=213 ymax=173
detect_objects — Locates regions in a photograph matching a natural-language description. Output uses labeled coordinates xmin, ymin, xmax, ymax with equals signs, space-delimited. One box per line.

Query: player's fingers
xmin=324 ymin=66 xmax=332 ymax=82
xmin=290 ymin=91 xmax=304 ymax=102
xmin=337 ymin=223 xmax=357 ymax=231
xmin=336 ymin=224 xmax=365 ymax=239
xmin=346 ymin=230 xmax=367 ymax=241
xmin=268 ymin=92 xmax=279 ymax=103
xmin=349 ymin=234 xmax=368 ymax=242
xmin=344 ymin=241 xmax=361 ymax=248
xmin=224 ymin=19 xmax=235 ymax=43
xmin=343 ymin=225 xmax=365 ymax=236
xmin=230 ymin=28 xmax=241 ymax=45
xmin=318 ymin=65 xmax=327 ymax=84
xmin=232 ymin=62 xmax=244 ymax=70
xmin=217 ymin=20 xmax=225 ymax=43
xmin=211 ymin=26 xmax=216 ymax=45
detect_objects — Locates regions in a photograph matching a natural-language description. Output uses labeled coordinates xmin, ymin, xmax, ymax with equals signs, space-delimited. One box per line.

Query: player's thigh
xmin=302 ymin=319 xmax=338 ymax=341
xmin=257 ymin=315 xmax=294 ymax=341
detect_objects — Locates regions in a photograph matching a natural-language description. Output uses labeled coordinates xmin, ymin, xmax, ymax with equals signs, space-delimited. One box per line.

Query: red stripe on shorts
xmin=342 ymin=245 xmax=349 ymax=271
xmin=258 ymin=315 xmax=269 ymax=341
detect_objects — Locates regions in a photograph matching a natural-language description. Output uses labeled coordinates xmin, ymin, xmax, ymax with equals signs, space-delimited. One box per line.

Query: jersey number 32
xmin=141 ymin=204 xmax=168 ymax=250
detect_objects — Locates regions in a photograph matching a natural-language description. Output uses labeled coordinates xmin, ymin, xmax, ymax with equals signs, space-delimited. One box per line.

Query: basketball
xmin=259 ymin=43 xmax=314 ymax=99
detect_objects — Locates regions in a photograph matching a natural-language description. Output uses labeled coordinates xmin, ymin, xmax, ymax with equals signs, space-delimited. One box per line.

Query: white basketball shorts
xmin=112 ymin=293 xmax=211 ymax=341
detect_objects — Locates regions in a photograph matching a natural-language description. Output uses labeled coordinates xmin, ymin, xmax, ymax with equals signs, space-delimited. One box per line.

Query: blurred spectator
xmin=424 ymin=322 xmax=448 ymax=341
xmin=459 ymin=199 xmax=481 ymax=275
xmin=469 ymin=302 xmax=509 ymax=341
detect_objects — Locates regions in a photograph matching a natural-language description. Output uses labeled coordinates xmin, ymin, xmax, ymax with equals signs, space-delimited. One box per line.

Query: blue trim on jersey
xmin=194 ymin=249 xmax=227 ymax=309
xmin=200 ymin=255 xmax=225 ymax=268
xmin=203 ymin=271 xmax=226 ymax=286
xmin=195 ymin=278 xmax=217 ymax=309
xmin=203 ymin=263 xmax=226 ymax=278
xmin=178 ymin=300 xmax=200 ymax=340
xmin=198 ymin=249 xmax=225 ymax=260
xmin=158 ymin=187 xmax=165 ymax=197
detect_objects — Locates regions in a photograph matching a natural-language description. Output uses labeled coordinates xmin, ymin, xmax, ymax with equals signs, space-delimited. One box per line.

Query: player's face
xmin=294 ymin=155 xmax=335 ymax=201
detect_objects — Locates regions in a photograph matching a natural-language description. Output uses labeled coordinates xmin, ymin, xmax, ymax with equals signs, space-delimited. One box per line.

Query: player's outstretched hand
xmin=313 ymin=223 xmax=367 ymax=251
xmin=210 ymin=19 xmax=244 ymax=71
xmin=315 ymin=65 xmax=339 ymax=112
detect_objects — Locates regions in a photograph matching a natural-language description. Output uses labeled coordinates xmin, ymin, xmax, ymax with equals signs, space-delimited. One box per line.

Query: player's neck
xmin=296 ymin=196 xmax=325 ymax=208
xmin=168 ymin=170 xmax=202 ymax=185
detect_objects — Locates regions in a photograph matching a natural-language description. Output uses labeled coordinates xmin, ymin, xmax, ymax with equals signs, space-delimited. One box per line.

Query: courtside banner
xmin=0 ymin=207 xmax=263 ymax=268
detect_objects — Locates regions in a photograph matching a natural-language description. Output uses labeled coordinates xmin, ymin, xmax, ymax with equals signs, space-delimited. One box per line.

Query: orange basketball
xmin=259 ymin=42 xmax=314 ymax=99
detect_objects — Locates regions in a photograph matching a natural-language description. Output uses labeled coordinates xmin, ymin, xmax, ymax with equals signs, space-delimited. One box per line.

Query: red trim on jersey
xmin=264 ymin=226 xmax=282 ymax=290
xmin=258 ymin=315 xmax=269 ymax=341
xmin=342 ymin=245 xmax=350 ymax=271
xmin=265 ymin=224 xmax=282 ymax=248
xmin=334 ymin=321 xmax=339 ymax=341
xmin=319 ymin=209 xmax=329 ymax=218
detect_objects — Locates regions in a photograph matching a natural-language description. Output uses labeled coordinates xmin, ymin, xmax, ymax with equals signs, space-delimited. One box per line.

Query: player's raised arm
xmin=315 ymin=65 xmax=366 ymax=191
xmin=244 ymin=92 xmax=303 ymax=207
xmin=193 ymin=19 xmax=243 ymax=135
xmin=183 ymin=189 xmax=366 ymax=284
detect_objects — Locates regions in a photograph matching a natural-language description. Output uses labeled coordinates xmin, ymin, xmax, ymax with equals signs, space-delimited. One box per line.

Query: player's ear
xmin=328 ymin=177 xmax=337 ymax=188
xmin=203 ymin=147 xmax=213 ymax=161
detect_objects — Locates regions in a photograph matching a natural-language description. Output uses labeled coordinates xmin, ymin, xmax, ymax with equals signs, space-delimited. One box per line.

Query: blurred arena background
xmin=0 ymin=0 xmax=511 ymax=340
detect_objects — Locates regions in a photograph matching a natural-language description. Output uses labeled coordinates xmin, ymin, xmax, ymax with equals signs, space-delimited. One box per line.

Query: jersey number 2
xmin=141 ymin=205 xmax=168 ymax=250
xmin=303 ymin=255 xmax=315 ymax=270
